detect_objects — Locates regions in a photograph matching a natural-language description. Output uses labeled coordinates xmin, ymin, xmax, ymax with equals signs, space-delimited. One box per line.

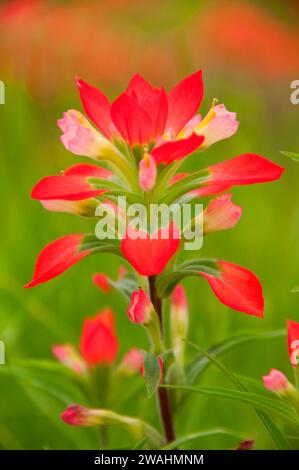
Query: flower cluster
xmin=26 ymin=71 xmax=285 ymax=446
xmin=52 ymin=298 xmax=143 ymax=376
xmin=26 ymin=71 xmax=284 ymax=319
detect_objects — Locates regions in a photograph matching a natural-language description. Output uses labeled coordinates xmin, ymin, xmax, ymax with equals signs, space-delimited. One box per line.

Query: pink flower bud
xmin=171 ymin=284 xmax=188 ymax=314
xmin=139 ymin=153 xmax=157 ymax=191
xmin=262 ymin=369 xmax=289 ymax=394
xmin=58 ymin=110 xmax=112 ymax=159
xmin=52 ymin=344 xmax=87 ymax=375
xmin=235 ymin=440 xmax=254 ymax=451
xmin=195 ymin=104 xmax=239 ymax=149
xmin=204 ymin=194 xmax=242 ymax=233
xmin=119 ymin=348 xmax=144 ymax=375
xmin=127 ymin=288 xmax=152 ymax=324
xmin=61 ymin=405 xmax=99 ymax=426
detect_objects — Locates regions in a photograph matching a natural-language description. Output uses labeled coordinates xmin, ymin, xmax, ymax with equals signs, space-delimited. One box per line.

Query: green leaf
xmin=79 ymin=235 xmax=122 ymax=256
xmin=132 ymin=438 xmax=148 ymax=450
xmin=163 ymin=384 xmax=299 ymax=427
xmin=257 ymin=412 xmax=291 ymax=450
xmin=0 ymin=361 xmax=93 ymax=448
xmin=186 ymin=329 xmax=285 ymax=384
xmin=158 ymin=169 xmax=209 ymax=204
xmin=162 ymin=428 xmax=245 ymax=450
xmin=156 ymin=258 xmax=219 ymax=298
xmin=142 ymin=351 xmax=162 ymax=398
xmin=109 ymin=273 xmax=139 ymax=301
xmin=0 ymin=361 xmax=86 ymax=404
xmin=186 ymin=341 xmax=291 ymax=450
xmin=281 ymin=151 xmax=299 ymax=162
xmin=89 ymin=178 xmax=141 ymax=204
xmin=153 ymin=160 xmax=184 ymax=201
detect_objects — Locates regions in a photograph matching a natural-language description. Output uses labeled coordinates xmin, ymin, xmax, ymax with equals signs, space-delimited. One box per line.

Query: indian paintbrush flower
xmin=53 ymin=308 xmax=118 ymax=371
xmin=26 ymin=69 xmax=286 ymax=447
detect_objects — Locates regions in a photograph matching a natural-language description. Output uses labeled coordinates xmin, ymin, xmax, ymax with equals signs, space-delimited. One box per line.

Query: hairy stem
xmin=148 ymin=275 xmax=176 ymax=444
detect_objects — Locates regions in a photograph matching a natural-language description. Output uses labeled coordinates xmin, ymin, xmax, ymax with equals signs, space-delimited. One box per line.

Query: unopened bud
xmin=52 ymin=344 xmax=87 ymax=375
xmin=170 ymin=284 xmax=188 ymax=366
xmin=139 ymin=153 xmax=157 ymax=191
xmin=262 ymin=369 xmax=293 ymax=396
xmin=127 ymin=288 xmax=152 ymax=324
xmin=61 ymin=404 xmax=163 ymax=448
xmin=119 ymin=348 xmax=144 ymax=375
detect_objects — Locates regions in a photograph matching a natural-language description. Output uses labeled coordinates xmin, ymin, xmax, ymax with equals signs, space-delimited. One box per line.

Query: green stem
xmin=293 ymin=367 xmax=299 ymax=390
xmin=148 ymin=275 xmax=176 ymax=444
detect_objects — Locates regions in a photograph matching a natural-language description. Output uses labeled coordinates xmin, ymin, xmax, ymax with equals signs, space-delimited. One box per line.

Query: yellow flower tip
xmin=197 ymin=98 xmax=218 ymax=130
xmin=143 ymin=152 xmax=151 ymax=168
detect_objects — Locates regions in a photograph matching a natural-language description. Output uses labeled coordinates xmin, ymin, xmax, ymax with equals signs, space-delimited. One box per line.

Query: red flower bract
xmin=287 ymin=319 xmax=299 ymax=368
xmin=80 ymin=308 xmax=118 ymax=365
xmin=76 ymin=78 xmax=117 ymax=140
xmin=92 ymin=273 xmax=111 ymax=294
xmin=31 ymin=163 xmax=111 ymax=201
xmin=198 ymin=260 xmax=264 ymax=317
xmin=121 ymin=222 xmax=180 ymax=276
xmin=24 ymin=234 xmax=89 ymax=288
xmin=152 ymin=134 xmax=204 ymax=165
xmin=126 ymin=74 xmax=168 ymax=141
xmin=77 ymin=71 xmax=205 ymax=155
xmin=166 ymin=70 xmax=204 ymax=137
xmin=208 ymin=154 xmax=284 ymax=185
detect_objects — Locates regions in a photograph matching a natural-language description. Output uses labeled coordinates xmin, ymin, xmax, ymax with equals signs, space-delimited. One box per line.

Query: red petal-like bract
xmin=127 ymin=288 xmax=151 ymax=324
xmin=110 ymin=92 xmax=152 ymax=146
xmin=194 ymin=183 xmax=232 ymax=198
xmin=166 ymin=70 xmax=204 ymax=136
xmin=287 ymin=319 xmax=299 ymax=368
xmin=126 ymin=74 xmax=168 ymax=141
xmin=31 ymin=163 xmax=110 ymax=201
xmin=198 ymin=260 xmax=264 ymax=317
xmin=25 ymin=234 xmax=89 ymax=288
xmin=80 ymin=308 xmax=118 ymax=365
xmin=76 ymin=78 xmax=116 ymax=139
xmin=121 ymin=222 xmax=180 ymax=276
xmin=152 ymin=134 xmax=204 ymax=165
xmin=32 ymin=175 xmax=102 ymax=201
xmin=208 ymin=154 xmax=284 ymax=185
xmin=64 ymin=163 xmax=112 ymax=179
xmin=92 ymin=273 xmax=111 ymax=293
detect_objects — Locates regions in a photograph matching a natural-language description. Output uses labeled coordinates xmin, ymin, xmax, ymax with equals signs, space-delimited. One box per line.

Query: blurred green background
xmin=0 ymin=0 xmax=299 ymax=449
